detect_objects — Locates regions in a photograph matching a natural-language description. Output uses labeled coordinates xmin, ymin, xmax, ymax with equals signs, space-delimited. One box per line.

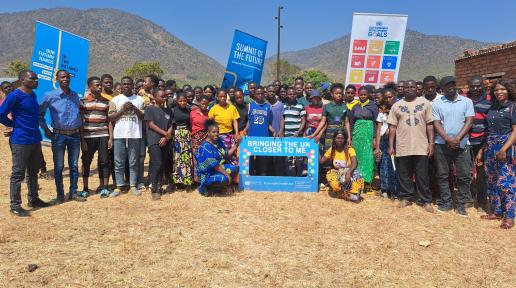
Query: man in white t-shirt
xmin=108 ymin=76 xmax=145 ymax=197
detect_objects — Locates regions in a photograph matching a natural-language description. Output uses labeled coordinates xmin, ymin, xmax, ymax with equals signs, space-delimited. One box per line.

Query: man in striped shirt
xmin=467 ymin=75 xmax=491 ymax=211
xmin=281 ymin=87 xmax=306 ymax=176
xmin=79 ymin=76 xmax=112 ymax=198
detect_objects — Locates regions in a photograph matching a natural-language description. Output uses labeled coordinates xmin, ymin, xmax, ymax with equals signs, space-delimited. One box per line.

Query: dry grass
xmin=0 ymin=136 xmax=514 ymax=288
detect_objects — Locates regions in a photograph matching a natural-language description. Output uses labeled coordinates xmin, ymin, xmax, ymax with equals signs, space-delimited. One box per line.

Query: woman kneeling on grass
xmin=195 ymin=119 xmax=239 ymax=196
xmin=320 ymin=130 xmax=364 ymax=202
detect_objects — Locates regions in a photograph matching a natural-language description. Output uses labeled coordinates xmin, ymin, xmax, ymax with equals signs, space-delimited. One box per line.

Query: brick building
xmin=455 ymin=41 xmax=516 ymax=90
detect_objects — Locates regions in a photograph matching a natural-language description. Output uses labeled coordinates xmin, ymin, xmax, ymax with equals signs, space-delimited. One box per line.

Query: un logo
xmin=376 ymin=21 xmax=383 ymax=26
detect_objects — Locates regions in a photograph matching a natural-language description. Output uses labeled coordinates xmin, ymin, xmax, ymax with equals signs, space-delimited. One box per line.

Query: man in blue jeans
xmin=39 ymin=69 xmax=86 ymax=204
xmin=108 ymin=76 xmax=145 ymax=197
xmin=0 ymin=70 xmax=51 ymax=216
xmin=432 ymin=76 xmax=474 ymax=217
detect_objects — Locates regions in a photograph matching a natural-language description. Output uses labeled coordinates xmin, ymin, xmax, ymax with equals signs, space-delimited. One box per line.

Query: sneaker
xmin=455 ymin=207 xmax=468 ymax=218
xmin=422 ymin=203 xmax=434 ymax=213
xmin=436 ymin=206 xmax=451 ymax=213
xmin=151 ymin=193 xmax=161 ymax=201
xmin=28 ymin=198 xmax=51 ymax=208
xmin=166 ymin=184 xmax=175 ymax=194
xmin=54 ymin=196 xmax=65 ymax=205
xmin=110 ymin=188 xmax=122 ymax=198
xmin=10 ymin=207 xmax=30 ymax=217
xmin=130 ymin=186 xmax=141 ymax=196
xmin=78 ymin=190 xmax=89 ymax=198
xmin=70 ymin=194 xmax=87 ymax=202
xmin=137 ymin=184 xmax=147 ymax=193
xmin=397 ymin=199 xmax=412 ymax=208
xmin=99 ymin=188 xmax=111 ymax=198
xmin=381 ymin=192 xmax=389 ymax=199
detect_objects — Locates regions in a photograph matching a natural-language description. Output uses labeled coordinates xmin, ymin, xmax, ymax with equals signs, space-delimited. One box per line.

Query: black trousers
xmin=10 ymin=143 xmax=41 ymax=209
xmin=470 ymin=143 xmax=488 ymax=210
xmin=37 ymin=144 xmax=47 ymax=172
xmin=397 ymin=155 xmax=431 ymax=204
xmin=81 ymin=137 xmax=110 ymax=179
xmin=434 ymin=145 xmax=473 ymax=210
xmin=148 ymin=144 xmax=172 ymax=193
xmin=271 ymin=156 xmax=286 ymax=176
xmin=250 ymin=156 xmax=271 ymax=176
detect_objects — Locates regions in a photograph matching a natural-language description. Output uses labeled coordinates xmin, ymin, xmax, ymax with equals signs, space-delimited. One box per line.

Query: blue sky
xmin=3 ymin=0 xmax=514 ymax=64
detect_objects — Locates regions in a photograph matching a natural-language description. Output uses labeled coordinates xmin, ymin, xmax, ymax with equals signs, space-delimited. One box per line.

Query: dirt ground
xmin=0 ymin=136 xmax=514 ymax=288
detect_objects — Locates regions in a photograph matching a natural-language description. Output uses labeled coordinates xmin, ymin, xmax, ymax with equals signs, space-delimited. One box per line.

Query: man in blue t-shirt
xmin=0 ymin=70 xmax=50 ymax=217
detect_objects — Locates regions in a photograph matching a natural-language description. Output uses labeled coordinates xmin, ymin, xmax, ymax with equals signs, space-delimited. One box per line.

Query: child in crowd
xmin=246 ymin=86 xmax=275 ymax=176
xmin=281 ymin=87 xmax=306 ymax=176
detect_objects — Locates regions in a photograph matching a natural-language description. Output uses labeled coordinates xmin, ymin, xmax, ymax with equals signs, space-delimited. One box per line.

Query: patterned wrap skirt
xmin=484 ymin=133 xmax=515 ymax=219
xmin=172 ymin=126 xmax=194 ymax=185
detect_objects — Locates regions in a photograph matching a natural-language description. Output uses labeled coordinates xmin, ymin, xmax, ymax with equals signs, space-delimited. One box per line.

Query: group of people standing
xmin=0 ymin=70 xmax=514 ymax=230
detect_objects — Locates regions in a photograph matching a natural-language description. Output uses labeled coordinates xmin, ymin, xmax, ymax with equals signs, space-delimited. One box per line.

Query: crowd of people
xmin=0 ymin=70 xmax=514 ymax=230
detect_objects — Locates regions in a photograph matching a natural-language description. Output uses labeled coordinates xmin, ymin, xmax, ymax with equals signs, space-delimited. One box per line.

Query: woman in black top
xmin=171 ymin=92 xmax=194 ymax=190
xmin=144 ymin=90 xmax=173 ymax=200
xmin=480 ymin=79 xmax=516 ymax=229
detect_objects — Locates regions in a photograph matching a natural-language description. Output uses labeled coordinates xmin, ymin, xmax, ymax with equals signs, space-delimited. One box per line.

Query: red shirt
xmin=305 ymin=105 xmax=323 ymax=129
xmin=190 ymin=109 xmax=208 ymax=135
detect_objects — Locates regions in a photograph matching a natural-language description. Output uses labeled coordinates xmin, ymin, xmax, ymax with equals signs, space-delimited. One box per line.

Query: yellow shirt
xmin=324 ymin=147 xmax=356 ymax=169
xmin=208 ymin=104 xmax=240 ymax=134
xmin=138 ymin=89 xmax=152 ymax=106
xmin=100 ymin=92 xmax=114 ymax=101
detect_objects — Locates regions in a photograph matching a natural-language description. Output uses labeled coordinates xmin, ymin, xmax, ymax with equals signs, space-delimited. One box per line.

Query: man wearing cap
xmin=39 ymin=70 xmax=86 ymax=204
xmin=432 ymin=76 xmax=474 ymax=217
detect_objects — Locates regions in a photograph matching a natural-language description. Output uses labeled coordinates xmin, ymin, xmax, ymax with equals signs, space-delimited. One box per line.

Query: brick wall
xmin=455 ymin=46 xmax=516 ymax=87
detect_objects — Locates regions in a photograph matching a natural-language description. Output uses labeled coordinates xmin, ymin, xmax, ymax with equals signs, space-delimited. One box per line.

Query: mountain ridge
xmin=264 ymin=29 xmax=496 ymax=82
xmin=0 ymin=7 xmax=225 ymax=83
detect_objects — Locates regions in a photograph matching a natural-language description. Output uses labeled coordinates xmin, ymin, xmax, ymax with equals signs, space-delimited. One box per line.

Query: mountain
xmin=0 ymin=8 xmax=225 ymax=83
xmin=265 ymin=30 xmax=496 ymax=82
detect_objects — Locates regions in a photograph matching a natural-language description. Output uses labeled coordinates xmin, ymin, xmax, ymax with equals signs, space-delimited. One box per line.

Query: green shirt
xmin=323 ymin=102 xmax=347 ymax=125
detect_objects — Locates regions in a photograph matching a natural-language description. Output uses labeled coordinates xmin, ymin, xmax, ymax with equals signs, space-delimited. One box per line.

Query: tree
xmin=300 ymin=69 xmax=331 ymax=91
xmin=4 ymin=60 xmax=29 ymax=77
xmin=268 ymin=60 xmax=301 ymax=86
xmin=124 ymin=61 xmax=164 ymax=80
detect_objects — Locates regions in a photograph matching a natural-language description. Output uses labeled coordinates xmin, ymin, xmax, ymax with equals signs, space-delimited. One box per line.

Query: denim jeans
xmin=10 ymin=143 xmax=41 ymax=209
xmin=434 ymin=144 xmax=473 ymax=209
xmin=114 ymin=138 xmax=141 ymax=187
xmin=51 ymin=133 xmax=80 ymax=198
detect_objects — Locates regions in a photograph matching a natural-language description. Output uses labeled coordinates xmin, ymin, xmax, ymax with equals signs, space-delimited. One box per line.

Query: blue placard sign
xmin=221 ymin=30 xmax=267 ymax=94
xmin=238 ymin=137 xmax=319 ymax=192
xmin=30 ymin=21 xmax=90 ymax=139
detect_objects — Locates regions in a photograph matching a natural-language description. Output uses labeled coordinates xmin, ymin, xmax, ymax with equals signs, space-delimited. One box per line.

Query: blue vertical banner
xmin=221 ymin=30 xmax=267 ymax=93
xmin=30 ymin=21 xmax=90 ymax=132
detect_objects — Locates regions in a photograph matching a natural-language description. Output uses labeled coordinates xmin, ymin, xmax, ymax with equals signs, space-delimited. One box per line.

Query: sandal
xmin=480 ymin=214 xmax=503 ymax=220
xmin=500 ymin=219 xmax=514 ymax=229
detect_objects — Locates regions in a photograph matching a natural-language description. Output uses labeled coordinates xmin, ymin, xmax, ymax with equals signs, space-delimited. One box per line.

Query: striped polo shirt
xmin=283 ymin=100 xmax=306 ymax=137
xmin=80 ymin=93 xmax=110 ymax=138
xmin=469 ymin=94 xmax=491 ymax=145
